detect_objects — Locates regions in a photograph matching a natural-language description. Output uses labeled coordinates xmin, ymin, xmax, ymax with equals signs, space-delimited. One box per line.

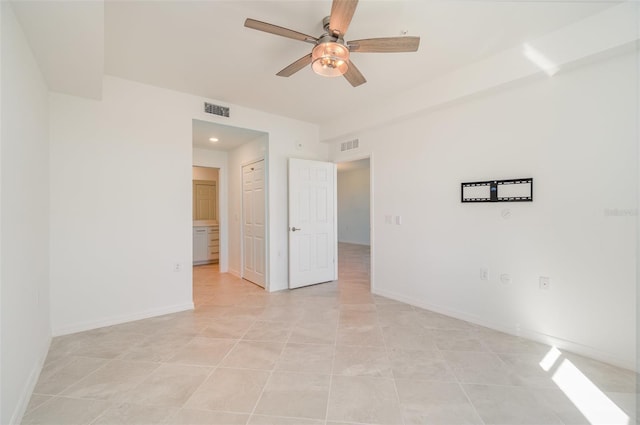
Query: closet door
xmin=242 ymin=160 xmax=265 ymax=287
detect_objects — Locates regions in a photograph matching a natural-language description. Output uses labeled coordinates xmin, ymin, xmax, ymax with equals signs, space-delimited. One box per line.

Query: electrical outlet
xmin=539 ymin=276 xmax=550 ymax=290
xmin=174 ymin=263 xmax=182 ymax=272
xmin=480 ymin=268 xmax=489 ymax=281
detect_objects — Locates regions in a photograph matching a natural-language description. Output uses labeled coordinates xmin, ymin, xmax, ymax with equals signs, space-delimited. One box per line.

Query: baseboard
xmin=10 ymin=334 xmax=51 ymax=425
xmin=228 ymin=268 xmax=241 ymax=278
xmin=373 ymin=288 xmax=636 ymax=372
xmin=52 ymin=302 xmax=194 ymax=337
xmin=337 ymin=240 xmax=371 ymax=246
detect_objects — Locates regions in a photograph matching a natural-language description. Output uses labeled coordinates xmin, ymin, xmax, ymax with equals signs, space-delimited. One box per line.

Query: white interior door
xmin=242 ymin=160 xmax=265 ymax=287
xmin=288 ymin=158 xmax=337 ymax=289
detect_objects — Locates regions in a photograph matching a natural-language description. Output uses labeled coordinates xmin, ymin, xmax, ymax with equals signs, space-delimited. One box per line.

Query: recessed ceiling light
xmin=209 ymin=137 xmax=219 ymax=143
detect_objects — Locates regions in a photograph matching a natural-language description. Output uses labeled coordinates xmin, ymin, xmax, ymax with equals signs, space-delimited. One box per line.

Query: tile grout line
xmin=444 ymin=347 xmax=487 ymax=425
xmin=398 ymin=311 xmax=489 ymax=425
xmin=380 ymin=311 xmax=407 ymax=425
xmin=40 ymin=356 xmax=126 ymax=400
xmin=323 ymin=294 xmax=342 ymax=425
xmin=29 ymin=244 xmax=620 ymax=425
xmin=176 ymin=310 xmax=257 ymax=421
xmin=85 ymin=399 xmax=111 ymax=425
xmin=246 ymin=313 xmax=295 ymax=424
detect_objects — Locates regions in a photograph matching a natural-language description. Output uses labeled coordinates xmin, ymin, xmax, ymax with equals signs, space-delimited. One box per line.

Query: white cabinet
xmin=193 ymin=227 xmax=208 ymax=264
xmin=193 ymin=225 xmax=219 ymax=265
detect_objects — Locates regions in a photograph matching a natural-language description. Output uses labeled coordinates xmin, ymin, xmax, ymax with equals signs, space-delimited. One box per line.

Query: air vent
xmin=204 ymin=102 xmax=230 ymax=117
xmin=340 ymin=139 xmax=359 ymax=152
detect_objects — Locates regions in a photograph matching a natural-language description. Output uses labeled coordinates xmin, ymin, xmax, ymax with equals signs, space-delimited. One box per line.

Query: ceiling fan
xmin=244 ymin=0 xmax=420 ymax=87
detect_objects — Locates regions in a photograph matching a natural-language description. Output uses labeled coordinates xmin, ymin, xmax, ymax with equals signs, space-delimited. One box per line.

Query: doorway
xmin=336 ymin=157 xmax=373 ymax=290
xmin=192 ymin=166 xmax=220 ymax=266
xmin=191 ymin=119 xmax=269 ymax=298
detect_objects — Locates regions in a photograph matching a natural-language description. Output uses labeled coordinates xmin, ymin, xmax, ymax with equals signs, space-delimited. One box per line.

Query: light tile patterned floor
xmin=23 ymin=243 xmax=637 ymax=425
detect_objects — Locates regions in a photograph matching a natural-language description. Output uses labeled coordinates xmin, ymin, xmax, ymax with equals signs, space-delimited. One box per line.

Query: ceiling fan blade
xmin=244 ymin=18 xmax=318 ymax=44
xmin=348 ymin=36 xmax=420 ymax=53
xmin=276 ymin=54 xmax=313 ymax=77
xmin=344 ymin=60 xmax=366 ymax=87
xmin=330 ymin=0 xmax=358 ymax=37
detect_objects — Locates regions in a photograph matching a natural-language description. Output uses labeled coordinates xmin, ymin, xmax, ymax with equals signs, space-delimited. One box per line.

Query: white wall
xmin=330 ymin=50 xmax=637 ymax=369
xmin=193 ymin=148 xmax=228 ymax=272
xmin=49 ymin=76 xmax=324 ymax=334
xmin=1 ymin=4 xmax=52 ymax=423
xmin=50 ymin=78 xmax=194 ymax=335
xmin=637 ymin=39 xmax=640 ymax=383
xmin=337 ymin=167 xmax=370 ymax=245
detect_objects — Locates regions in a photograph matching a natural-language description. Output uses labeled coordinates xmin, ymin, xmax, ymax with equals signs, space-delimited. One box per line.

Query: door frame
xmin=334 ymin=154 xmax=375 ymax=292
xmin=240 ymin=157 xmax=269 ymax=289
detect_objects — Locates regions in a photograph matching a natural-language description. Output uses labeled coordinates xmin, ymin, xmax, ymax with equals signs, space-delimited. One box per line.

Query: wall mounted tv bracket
xmin=461 ymin=178 xmax=533 ymax=203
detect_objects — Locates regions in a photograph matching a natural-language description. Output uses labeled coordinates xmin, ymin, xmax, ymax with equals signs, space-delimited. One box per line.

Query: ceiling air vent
xmin=204 ymin=102 xmax=230 ymax=118
xmin=340 ymin=139 xmax=359 ymax=152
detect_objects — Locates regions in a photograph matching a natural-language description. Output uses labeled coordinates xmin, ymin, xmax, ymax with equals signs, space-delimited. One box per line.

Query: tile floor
xmin=23 ymin=243 xmax=637 ymax=425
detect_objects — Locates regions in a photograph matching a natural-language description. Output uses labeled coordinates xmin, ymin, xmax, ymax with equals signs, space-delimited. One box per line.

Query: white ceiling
xmin=192 ymin=119 xmax=266 ymax=151
xmin=12 ymin=0 xmax=619 ymax=126
xmin=11 ymin=0 xmax=104 ymax=99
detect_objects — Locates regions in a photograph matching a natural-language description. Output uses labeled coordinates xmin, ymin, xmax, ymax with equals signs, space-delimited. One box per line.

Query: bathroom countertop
xmin=193 ymin=220 xmax=218 ymax=227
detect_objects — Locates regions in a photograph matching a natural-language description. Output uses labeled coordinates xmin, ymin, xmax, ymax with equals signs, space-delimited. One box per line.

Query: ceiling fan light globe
xmin=311 ymin=41 xmax=349 ymax=77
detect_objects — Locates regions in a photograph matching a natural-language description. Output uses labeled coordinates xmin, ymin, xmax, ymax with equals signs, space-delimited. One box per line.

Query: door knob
xmin=290 ymin=227 xmax=301 ymax=232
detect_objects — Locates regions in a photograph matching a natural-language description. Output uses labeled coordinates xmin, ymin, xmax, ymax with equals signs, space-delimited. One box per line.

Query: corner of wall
xmin=8 ymin=337 xmax=51 ymax=425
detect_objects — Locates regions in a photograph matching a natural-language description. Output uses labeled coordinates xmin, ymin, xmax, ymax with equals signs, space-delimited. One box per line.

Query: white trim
xmin=264 ymin=147 xmax=270 ymax=292
xmin=336 ymin=241 xmax=370 ymax=247
xmin=333 ymin=163 xmax=338 ymax=280
xmin=373 ymin=287 xmax=636 ymax=372
xmin=368 ymin=154 xmax=375 ymax=293
xmin=9 ymin=336 xmax=51 ymax=425
xmin=52 ymin=302 xmax=194 ymax=337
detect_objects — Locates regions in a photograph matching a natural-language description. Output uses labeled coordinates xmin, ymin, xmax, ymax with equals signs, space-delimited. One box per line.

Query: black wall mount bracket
xmin=461 ymin=178 xmax=533 ymax=203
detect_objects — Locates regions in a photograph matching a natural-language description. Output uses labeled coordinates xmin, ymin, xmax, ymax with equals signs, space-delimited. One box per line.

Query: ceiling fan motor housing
xmin=312 ymin=35 xmax=350 ymax=77
xmin=322 ymin=16 xmax=333 ymax=34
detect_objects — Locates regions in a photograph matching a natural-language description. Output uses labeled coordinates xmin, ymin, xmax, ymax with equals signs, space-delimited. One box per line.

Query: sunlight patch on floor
xmin=539 ymin=346 xmax=629 ymax=425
